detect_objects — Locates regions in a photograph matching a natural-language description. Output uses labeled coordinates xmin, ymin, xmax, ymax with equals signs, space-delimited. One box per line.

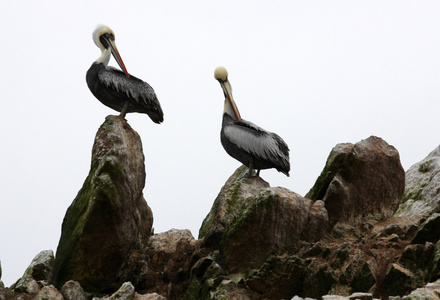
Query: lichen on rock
xmin=52 ymin=116 xmax=153 ymax=294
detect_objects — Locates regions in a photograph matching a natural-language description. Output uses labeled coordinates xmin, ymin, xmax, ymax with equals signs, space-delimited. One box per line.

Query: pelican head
xmin=214 ymin=66 xmax=228 ymax=82
xmin=92 ymin=24 xmax=129 ymax=77
xmin=214 ymin=66 xmax=241 ymax=120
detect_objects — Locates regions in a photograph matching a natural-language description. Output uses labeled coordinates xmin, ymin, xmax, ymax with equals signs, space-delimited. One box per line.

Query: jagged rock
xmin=52 ymin=116 xmax=153 ymax=294
xmin=61 ymin=280 xmax=86 ymax=300
xmin=399 ymin=243 xmax=435 ymax=285
xmin=350 ymin=261 xmax=376 ymax=293
xmin=199 ymin=166 xmax=328 ymax=273
xmin=402 ymin=278 xmax=440 ymax=300
xmin=11 ymin=274 xmax=40 ymax=294
xmin=146 ymin=229 xmax=199 ymax=298
xmin=397 ymin=145 xmax=440 ymax=218
xmin=306 ymin=136 xmax=405 ymax=227
xmin=411 ymin=213 xmax=440 ymax=245
xmin=94 ymin=281 xmax=135 ymax=300
xmin=135 ymin=292 xmax=167 ymax=300
xmin=209 ymin=279 xmax=251 ymax=300
xmin=35 ymin=285 xmax=63 ymax=300
xmin=383 ymin=263 xmax=416 ymax=297
xmin=10 ymin=250 xmax=54 ymax=292
xmin=24 ymin=250 xmax=54 ymax=282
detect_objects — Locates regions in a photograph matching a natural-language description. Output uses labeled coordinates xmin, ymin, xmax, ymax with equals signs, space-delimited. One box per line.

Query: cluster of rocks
xmin=1 ymin=116 xmax=440 ymax=299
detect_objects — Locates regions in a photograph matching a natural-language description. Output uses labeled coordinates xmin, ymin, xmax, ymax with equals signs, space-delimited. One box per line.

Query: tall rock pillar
xmin=52 ymin=116 xmax=153 ymax=293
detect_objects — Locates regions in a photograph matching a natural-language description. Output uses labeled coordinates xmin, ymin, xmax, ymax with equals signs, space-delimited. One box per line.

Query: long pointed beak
xmin=108 ymin=39 xmax=130 ymax=78
xmin=220 ymin=80 xmax=241 ymax=120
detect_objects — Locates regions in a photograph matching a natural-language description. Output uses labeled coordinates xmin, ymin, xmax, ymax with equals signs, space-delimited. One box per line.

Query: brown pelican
xmin=86 ymin=25 xmax=163 ymax=122
xmin=214 ymin=66 xmax=290 ymax=178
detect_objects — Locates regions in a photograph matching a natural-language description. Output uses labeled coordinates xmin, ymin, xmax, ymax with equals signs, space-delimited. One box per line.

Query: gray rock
xmin=306 ymin=136 xmax=405 ymax=227
xmin=135 ymin=293 xmax=167 ymax=300
xmin=35 ymin=285 xmax=63 ymax=300
xmin=94 ymin=282 xmax=135 ymax=300
xmin=11 ymin=274 xmax=39 ymax=294
xmin=397 ymin=145 xmax=440 ymax=218
xmin=402 ymin=278 xmax=440 ymax=300
xmin=61 ymin=280 xmax=86 ymax=300
xmin=23 ymin=250 xmax=54 ymax=282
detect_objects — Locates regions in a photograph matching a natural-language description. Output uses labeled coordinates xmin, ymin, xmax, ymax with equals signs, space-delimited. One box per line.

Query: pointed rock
xmin=52 ymin=116 xmax=153 ymax=294
xmin=61 ymin=280 xmax=86 ymax=300
xmin=199 ymin=165 xmax=328 ymax=273
xmin=397 ymin=145 xmax=440 ymax=218
xmin=306 ymin=136 xmax=405 ymax=227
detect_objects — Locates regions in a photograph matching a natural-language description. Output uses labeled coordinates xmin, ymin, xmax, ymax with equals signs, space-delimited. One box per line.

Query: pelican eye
xmin=99 ymin=33 xmax=115 ymax=49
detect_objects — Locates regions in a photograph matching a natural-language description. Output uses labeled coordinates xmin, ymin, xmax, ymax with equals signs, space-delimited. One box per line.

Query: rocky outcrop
xmin=199 ymin=166 xmax=328 ymax=273
xmin=306 ymin=136 xmax=405 ymax=227
xmin=397 ymin=145 xmax=440 ymax=218
xmin=52 ymin=116 xmax=153 ymax=294
xmin=3 ymin=136 xmax=440 ymax=300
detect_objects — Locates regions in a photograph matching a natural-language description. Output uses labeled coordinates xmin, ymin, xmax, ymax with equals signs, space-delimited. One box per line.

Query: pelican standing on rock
xmin=214 ymin=66 xmax=290 ymax=178
xmin=86 ymin=24 xmax=163 ymax=122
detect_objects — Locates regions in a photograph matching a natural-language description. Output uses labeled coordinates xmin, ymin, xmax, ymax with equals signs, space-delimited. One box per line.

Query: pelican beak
xmin=108 ymin=39 xmax=130 ymax=78
xmin=220 ymin=80 xmax=241 ymax=120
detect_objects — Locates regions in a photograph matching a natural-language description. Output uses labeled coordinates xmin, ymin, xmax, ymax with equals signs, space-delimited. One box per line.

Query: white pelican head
xmin=91 ymin=24 xmax=129 ymax=77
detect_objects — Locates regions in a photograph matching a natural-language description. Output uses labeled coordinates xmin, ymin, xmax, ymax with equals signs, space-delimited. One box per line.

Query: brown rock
xmin=52 ymin=116 xmax=153 ymax=294
xmin=306 ymin=136 xmax=405 ymax=227
xmin=199 ymin=166 xmax=328 ymax=273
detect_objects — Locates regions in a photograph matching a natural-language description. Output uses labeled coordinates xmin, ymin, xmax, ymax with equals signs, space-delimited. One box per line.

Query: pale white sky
xmin=1 ymin=1 xmax=439 ymax=287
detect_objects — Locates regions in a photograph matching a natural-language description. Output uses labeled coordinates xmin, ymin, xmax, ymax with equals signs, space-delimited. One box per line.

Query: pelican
xmin=86 ymin=25 xmax=163 ymax=122
xmin=214 ymin=66 xmax=290 ymax=178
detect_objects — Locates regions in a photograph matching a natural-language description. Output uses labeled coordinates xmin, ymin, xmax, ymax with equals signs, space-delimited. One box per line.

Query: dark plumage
xmin=214 ymin=66 xmax=290 ymax=178
xmin=86 ymin=24 xmax=163 ymax=122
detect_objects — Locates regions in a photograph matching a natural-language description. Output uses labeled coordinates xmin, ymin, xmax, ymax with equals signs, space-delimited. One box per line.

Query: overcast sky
xmin=1 ymin=1 xmax=439 ymax=287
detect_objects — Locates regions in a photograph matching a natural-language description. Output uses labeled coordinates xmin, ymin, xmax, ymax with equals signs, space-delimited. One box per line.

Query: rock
xmin=397 ymin=145 xmax=440 ymax=219
xmin=52 ymin=116 xmax=153 ymax=293
xmin=348 ymin=293 xmax=373 ymax=300
xmin=402 ymin=278 xmax=440 ymax=300
xmin=350 ymin=261 xmax=376 ymax=293
xmin=24 ymin=250 xmax=54 ymax=282
xmin=306 ymin=136 xmax=405 ymax=227
xmin=209 ymin=279 xmax=252 ymax=300
xmin=61 ymin=280 xmax=86 ymax=300
xmin=11 ymin=274 xmax=40 ymax=294
xmin=146 ymin=229 xmax=198 ymax=298
xmin=35 ymin=285 xmax=63 ymax=300
xmin=97 ymin=281 xmax=135 ymax=300
xmin=383 ymin=263 xmax=416 ymax=297
xmin=135 ymin=292 xmax=167 ymax=300
xmin=411 ymin=213 xmax=440 ymax=245
xmin=398 ymin=243 xmax=435 ymax=285
xmin=199 ymin=165 xmax=328 ymax=273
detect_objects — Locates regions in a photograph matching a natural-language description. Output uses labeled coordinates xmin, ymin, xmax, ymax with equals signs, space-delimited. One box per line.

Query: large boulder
xmin=306 ymin=136 xmax=405 ymax=227
xmin=52 ymin=116 xmax=153 ymax=294
xmin=396 ymin=145 xmax=440 ymax=218
xmin=199 ymin=165 xmax=328 ymax=273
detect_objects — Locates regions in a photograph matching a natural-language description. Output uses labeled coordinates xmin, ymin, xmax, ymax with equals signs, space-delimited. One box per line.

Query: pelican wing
xmin=224 ymin=119 xmax=290 ymax=169
xmin=99 ymin=67 xmax=163 ymax=120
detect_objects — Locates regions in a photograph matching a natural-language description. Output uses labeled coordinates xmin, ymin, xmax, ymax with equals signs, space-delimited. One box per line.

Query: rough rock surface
xmin=52 ymin=116 xmax=153 ymax=294
xmin=199 ymin=166 xmax=329 ymax=273
xmin=145 ymin=229 xmax=199 ymax=298
xmin=306 ymin=136 xmax=405 ymax=227
xmin=397 ymin=145 xmax=440 ymax=218
xmin=3 ymin=136 xmax=440 ymax=299
xmin=61 ymin=280 xmax=87 ymax=300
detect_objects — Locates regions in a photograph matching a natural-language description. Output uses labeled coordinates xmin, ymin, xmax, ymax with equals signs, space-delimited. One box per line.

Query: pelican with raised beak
xmin=214 ymin=66 xmax=290 ymax=178
xmin=86 ymin=24 xmax=163 ymax=122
